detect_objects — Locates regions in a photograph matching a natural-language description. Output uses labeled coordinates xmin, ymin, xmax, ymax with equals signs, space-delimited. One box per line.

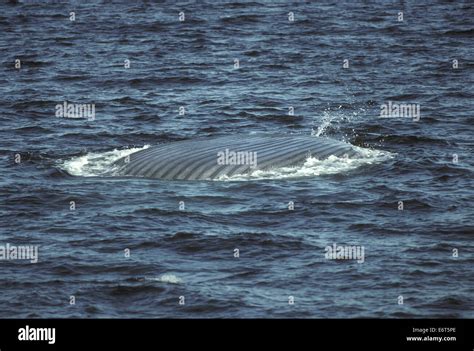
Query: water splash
xmin=311 ymin=105 xmax=366 ymax=142
xmin=58 ymin=145 xmax=149 ymax=177
xmin=312 ymin=107 xmax=342 ymax=137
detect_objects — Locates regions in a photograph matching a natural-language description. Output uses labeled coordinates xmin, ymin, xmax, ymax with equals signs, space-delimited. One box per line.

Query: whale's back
xmin=114 ymin=135 xmax=359 ymax=180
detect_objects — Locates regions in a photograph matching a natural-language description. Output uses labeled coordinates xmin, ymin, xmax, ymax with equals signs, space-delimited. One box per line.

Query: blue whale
xmin=114 ymin=135 xmax=359 ymax=180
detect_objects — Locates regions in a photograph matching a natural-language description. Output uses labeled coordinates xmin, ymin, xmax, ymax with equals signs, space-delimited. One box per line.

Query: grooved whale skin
xmin=114 ymin=135 xmax=359 ymax=180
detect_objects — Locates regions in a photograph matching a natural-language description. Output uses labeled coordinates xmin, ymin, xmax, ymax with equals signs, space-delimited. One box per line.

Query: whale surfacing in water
xmin=114 ymin=135 xmax=359 ymax=180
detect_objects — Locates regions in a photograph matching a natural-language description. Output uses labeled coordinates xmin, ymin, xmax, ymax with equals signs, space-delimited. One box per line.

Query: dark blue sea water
xmin=0 ymin=0 xmax=473 ymax=318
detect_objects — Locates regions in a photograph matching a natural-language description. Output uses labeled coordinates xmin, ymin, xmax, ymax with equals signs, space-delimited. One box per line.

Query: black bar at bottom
xmin=0 ymin=319 xmax=471 ymax=350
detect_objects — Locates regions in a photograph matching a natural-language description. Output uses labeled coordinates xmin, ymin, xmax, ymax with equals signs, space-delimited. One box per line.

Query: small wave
xmin=219 ymin=14 xmax=261 ymax=24
xmin=145 ymin=274 xmax=182 ymax=284
xmin=244 ymin=50 xmax=262 ymax=57
xmin=58 ymin=146 xmax=149 ymax=177
xmin=442 ymin=29 xmax=474 ymax=37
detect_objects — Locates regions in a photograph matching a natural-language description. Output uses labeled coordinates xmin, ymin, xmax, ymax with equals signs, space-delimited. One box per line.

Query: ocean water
xmin=0 ymin=0 xmax=473 ymax=318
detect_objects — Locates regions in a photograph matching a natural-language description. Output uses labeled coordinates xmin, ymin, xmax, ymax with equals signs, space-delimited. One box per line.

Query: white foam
xmin=58 ymin=145 xmax=149 ymax=177
xmin=217 ymin=146 xmax=394 ymax=181
xmin=145 ymin=274 xmax=182 ymax=284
